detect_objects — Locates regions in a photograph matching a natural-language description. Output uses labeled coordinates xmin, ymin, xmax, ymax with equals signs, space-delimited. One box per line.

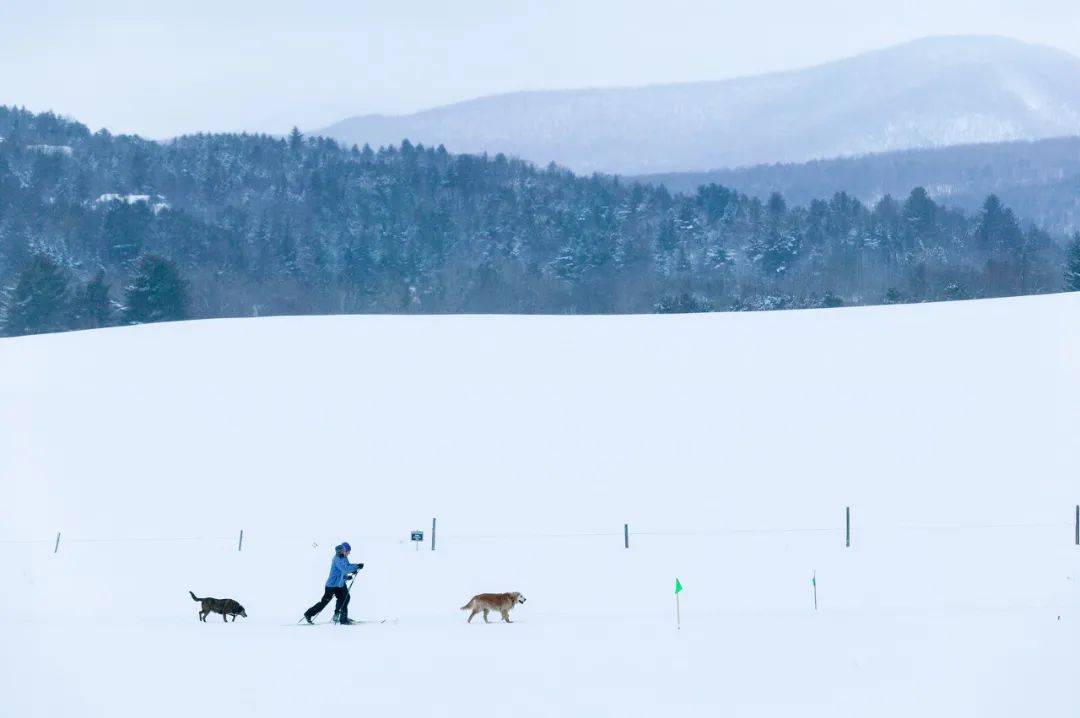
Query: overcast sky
xmin=3 ymin=0 xmax=1080 ymax=138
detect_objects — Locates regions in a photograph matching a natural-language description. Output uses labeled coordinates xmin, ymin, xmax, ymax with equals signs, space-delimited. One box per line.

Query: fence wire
xmin=2 ymin=519 xmax=1076 ymax=548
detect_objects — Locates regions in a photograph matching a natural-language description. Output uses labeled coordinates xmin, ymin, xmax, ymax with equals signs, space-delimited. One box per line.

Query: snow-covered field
xmin=3 ymin=295 xmax=1080 ymax=716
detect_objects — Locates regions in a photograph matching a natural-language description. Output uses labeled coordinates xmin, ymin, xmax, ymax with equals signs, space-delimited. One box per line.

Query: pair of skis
xmin=297 ymin=618 xmax=397 ymax=626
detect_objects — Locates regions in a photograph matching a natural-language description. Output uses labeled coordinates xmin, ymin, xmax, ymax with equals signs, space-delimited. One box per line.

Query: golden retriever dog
xmin=460 ymin=592 xmax=526 ymax=623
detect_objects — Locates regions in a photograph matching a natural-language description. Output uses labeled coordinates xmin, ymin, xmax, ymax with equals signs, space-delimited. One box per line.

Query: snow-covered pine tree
xmin=2 ymin=254 xmax=72 ymax=336
xmin=75 ymin=271 xmax=113 ymax=329
xmin=122 ymin=256 xmax=189 ymax=325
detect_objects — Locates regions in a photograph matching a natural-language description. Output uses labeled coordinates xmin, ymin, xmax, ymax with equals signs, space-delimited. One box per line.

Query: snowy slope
xmin=320 ymin=36 xmax=1080 ymax=174
xmin=3 ymin=295 xmax=1080 ymax=716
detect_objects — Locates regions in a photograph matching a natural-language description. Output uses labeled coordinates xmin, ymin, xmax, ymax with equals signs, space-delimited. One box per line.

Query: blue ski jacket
xmin=325 ymin=553 xmax=361 ymax=588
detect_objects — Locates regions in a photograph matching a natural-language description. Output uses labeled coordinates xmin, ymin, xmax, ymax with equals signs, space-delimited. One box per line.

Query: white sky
xmin=2 ymin=0 xmax=1079 ymax=138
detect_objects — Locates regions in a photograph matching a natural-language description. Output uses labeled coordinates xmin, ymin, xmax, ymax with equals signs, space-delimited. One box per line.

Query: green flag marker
xmin=674 ymin=578 xmax=683 ymax=629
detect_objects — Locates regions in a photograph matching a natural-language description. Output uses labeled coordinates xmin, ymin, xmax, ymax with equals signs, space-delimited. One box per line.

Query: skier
xmin=303 ymin=542 xmax=364 ymax=625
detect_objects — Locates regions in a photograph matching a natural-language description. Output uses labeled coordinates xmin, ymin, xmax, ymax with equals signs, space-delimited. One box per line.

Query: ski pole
xmin=333 ymin=572 xmax=358 ymax=623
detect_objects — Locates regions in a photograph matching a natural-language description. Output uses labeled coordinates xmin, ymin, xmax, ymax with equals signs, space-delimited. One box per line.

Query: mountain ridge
xmin=319 ymin=35 xmax=1080 ymax=174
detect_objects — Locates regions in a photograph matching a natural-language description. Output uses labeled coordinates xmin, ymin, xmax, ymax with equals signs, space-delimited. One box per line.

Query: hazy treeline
xmin=0 ymin=106 xmax=1076 ymax=336
xmin=640 ymin=135 xmax=1080 ymax=235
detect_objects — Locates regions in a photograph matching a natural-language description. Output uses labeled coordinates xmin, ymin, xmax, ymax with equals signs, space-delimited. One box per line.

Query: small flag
xmin=675 ymin=578 xmax=683 ymax=594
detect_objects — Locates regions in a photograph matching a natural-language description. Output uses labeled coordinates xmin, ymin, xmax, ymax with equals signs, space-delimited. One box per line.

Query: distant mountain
xmin=319 ymin=36 xmax=1080 ymax=175
xmin=638 ymin=135 xmax=1080 ymax=234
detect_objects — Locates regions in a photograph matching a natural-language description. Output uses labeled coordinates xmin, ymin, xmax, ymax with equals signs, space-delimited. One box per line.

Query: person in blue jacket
xmin=303 ymin=542 xmax=363 ymax=625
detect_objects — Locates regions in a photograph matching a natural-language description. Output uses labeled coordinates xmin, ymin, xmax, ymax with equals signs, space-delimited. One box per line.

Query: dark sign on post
xmin=411 ymin=530 xmax=424 ymax=550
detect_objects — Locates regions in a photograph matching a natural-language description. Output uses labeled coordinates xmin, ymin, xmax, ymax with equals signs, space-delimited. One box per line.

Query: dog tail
xmin=460 ymin=601 xmax=472 ymax=610
xmin=189 ymin=590 xmax=202 ymax=602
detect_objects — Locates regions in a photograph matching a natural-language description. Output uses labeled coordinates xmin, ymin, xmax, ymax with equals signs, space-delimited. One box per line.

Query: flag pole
xmin=812 ymin=570 xmax=818 ymax=611
xmin=674 ymin=577 xmax=683 ymax=630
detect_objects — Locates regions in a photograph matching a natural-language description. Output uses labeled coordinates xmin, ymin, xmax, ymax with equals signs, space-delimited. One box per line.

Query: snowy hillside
xmin=320 ymin=36 xmax=1080 ymax=174
xmin=4 ymin=294 xmax=1080 ymax=716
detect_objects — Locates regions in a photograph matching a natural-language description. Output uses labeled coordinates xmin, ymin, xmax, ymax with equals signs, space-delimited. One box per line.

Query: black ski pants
xmin=305 ymin=585 xmax=349 ymax=621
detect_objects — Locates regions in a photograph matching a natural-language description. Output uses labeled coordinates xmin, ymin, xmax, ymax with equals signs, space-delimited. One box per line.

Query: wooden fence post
xmin=624 ymin=523 xmax=629 ymax=549
xmin=845 ymin=507 xmax=851 ymax=548
xmin=238 ymin=529 xmax=244 ymax=551
xmin=54 ymin=532 xmax=61 ymax=554
xmin=432 ymin=517 xmax=437 ymax=551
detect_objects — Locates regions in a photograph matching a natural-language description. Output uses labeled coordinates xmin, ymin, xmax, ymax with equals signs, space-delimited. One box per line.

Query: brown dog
xmin=460 ymin=592 xmax=526 ymax=623
xmin=189 ymin=591 xmax=248 ymax=622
